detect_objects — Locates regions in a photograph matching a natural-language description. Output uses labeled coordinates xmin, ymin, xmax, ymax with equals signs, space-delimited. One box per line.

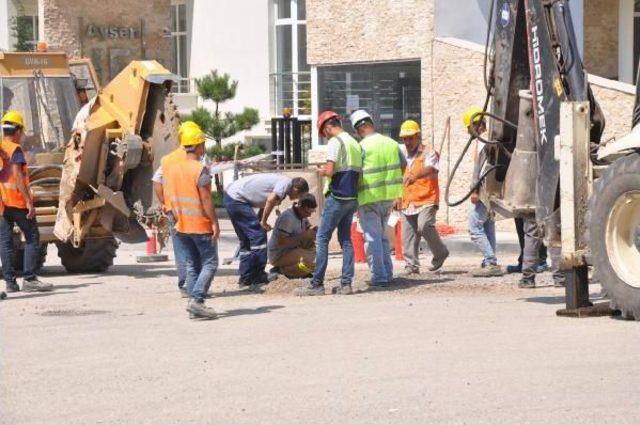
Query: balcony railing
xmin=270 ymin=71 xmax=311 ymax=117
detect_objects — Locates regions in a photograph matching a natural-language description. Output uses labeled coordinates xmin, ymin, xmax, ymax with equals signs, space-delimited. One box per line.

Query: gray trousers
xmin=522 ymin=216 xmax=565 ymax=284
xmin=401 ymin=206 xmax=449 ymax=270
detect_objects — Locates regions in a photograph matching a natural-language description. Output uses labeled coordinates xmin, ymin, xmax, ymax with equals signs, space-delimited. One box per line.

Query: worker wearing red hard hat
xmin=294 ymin=111 xmax=362 ymax=296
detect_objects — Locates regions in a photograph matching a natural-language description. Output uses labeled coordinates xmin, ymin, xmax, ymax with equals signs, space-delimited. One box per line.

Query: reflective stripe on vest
xmin=164 ymin=159 xmax=212 ymax=234
xmin=160 ymin=148 xmax=188 ymax=210
xmin=358 ymin=133 xmax=404 ymax=206
xmin=402 ymin=149 xmax=440 ymax=209
xmin=325 ymin=133 xmax=363 ymax=200
xmin=0 ymin=140 xmax=29 ymax=209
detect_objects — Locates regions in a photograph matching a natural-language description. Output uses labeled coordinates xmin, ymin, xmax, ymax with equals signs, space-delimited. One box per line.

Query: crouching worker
xmin=163 ymin=122 xmax=220 ymax=319
xmin=0 ymin=111 xmax=52 ymax=293
xmin=268 ymin=193 xmax=318 ymax=278
xmin=224 ymin=173 xmax=309 ymax=287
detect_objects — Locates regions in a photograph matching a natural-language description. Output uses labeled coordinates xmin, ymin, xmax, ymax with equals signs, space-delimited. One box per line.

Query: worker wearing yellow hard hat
xmin=162 ymin=119 xmax=220 ymax=319
xmin=462 ymin=106 xmax=485 ymax=129
xmin=1 ymin=110 xmax=26 ymax=131
xmin=398 ymin=119 xmax=449 ymax=275
xmin=0 ymin=110 xmax=53 ymax=294
xmin=153 ymin=120 xmax=208 ymax=302
xmin=463 ymin=107 xmax=503 ymax=279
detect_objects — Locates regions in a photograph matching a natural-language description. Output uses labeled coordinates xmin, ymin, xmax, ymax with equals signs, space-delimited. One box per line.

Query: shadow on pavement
xmin=361 ymin=276 xmax=455 ymax=293
xmin=4 ymin=290 xmax=78 ymax=300
xmin=521 ymin=291 xmax=605 ymax=305
xmin=218 ymin=304 xmax=284 ymax=318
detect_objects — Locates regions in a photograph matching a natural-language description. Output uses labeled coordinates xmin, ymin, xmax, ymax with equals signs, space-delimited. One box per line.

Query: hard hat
xmin=179 ymin=121 xmax=205 ymax=147
xmin=317 ymin=110 xmax=340 ymax=136
xmin=1 ymin=110 xmax=25 ymax=130
xmin=462 ymin=107 xmax=484 ymax=128
xmin=399 ymin=120 xmax=421 ymax=138
xmin=350 ymin=110 xmax=373 ymax=129
xmin=179 ymin=120 xmax=201 ymax=137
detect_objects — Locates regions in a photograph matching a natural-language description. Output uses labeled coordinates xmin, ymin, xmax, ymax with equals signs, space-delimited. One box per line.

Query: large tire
xmin=588 ymin=153 xmax=640 ymax=320
xmin=11 ymin=244 xmax=48 ymax=273
xmin=56 ymin=238 xmax=118 ymax=273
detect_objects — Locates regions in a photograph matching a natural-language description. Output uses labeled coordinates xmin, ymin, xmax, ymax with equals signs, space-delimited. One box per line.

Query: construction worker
xmin=269 ymin=193 xmax=318 ymax=279
xmin=224 ymin=173 xmax=309 ymax=287
xmin=398 ymin=120 xmax=449 ymax=274
xmin=294 ymin=111 xmax=362 ymax=296
xmin=153 ymin=121 xmax=201 ymax=297
xmin=464 ymin=107 xmax=504 ymax=277
xmin=0 ymin=111 xmax=52 ymax=293
xmin=351 ymin=110 xmax=405 ymax=288
xmin=163 ymin=122 xmax=220 ymax=319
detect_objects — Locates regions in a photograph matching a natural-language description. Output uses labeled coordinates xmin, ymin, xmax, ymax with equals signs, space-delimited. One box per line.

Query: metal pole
xmin=564 ymin=265 xmax=591 ymax=310
xmin=284 ymin=117 xmax=291 ymax=165
xmin=292 ymin=117 xmax=301 ymax=164
xmin=277 ymin=118 xmax=285 ymax=167
xmin=271 ymin=117 xmax=278 ymax=163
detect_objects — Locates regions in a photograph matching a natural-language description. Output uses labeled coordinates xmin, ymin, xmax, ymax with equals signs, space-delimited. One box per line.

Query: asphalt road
xmin=1 ymin=236 xmax=639 ymax=425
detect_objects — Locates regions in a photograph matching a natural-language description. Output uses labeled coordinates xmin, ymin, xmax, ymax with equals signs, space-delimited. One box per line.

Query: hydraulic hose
xmin=443 ymin=0 xmax=519 ymax=208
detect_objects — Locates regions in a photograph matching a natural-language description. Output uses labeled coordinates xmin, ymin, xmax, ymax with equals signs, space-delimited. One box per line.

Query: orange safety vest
xmin=164 ymin=158 xmax=212 ymax=234
xmin=160 ymin=148 xmax=187 ymax=210
xmin=0 ymin=140 xmax=30 ymax=209
xmin=402 ymin=148 xmax=440 ymax=209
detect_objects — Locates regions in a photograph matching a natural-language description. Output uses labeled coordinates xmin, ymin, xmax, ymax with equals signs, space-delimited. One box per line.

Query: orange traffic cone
xmin=395 ymin=221 xmax=403 ymax=260
xmin=351 ymin=219 xmax=366 ymax=263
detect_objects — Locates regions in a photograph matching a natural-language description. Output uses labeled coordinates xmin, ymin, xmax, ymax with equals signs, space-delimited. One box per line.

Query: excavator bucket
xmin=54 ymin=60 xmax=181 ymax=247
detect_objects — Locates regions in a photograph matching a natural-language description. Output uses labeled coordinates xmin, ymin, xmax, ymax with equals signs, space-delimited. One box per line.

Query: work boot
xmin=471 ymin=264 xmax=504 ymax=277
xmin=22 ymin=278 xmax=53 ymax=292
xmin=402 ymin=266 xmax=420 ymax=276
xmin=293 ymin=284 xmax=325 ymax=296
xmin=506 ymin=264 xmax=522 ymax=274
xmin=333 ymin=284 xmax=353 ymax=295
xmin=186 ymin=299 xmax=218 ymax=320
xmin=535 ymin=262 xmax=549 ymax=273
xmin=5 ymin=280 xmax=20 ymax=293
xmin=253 ymin=271 xmax=277 ymax=286
xmin=0 ymin=291 xmax=6 ymax=300
xmin=364 ymin=280 xmax=390 ymax=291
xmin=518 ymin=278 xmax=536 ymax=289
xmin=429 ymin=251 xmax=450 ymax=272
xmin=179 ymin=285 xmax=190 ymax=298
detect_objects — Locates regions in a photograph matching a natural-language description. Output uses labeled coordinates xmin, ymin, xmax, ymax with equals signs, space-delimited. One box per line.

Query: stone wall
xmin=431 ymin=39 xmax=487 ymax=230
xmin=584 ymin=0 xmax=619 ymax=80
xmin=307 ymin=0 xmax=435 ymax=136
xmin=41 ymin=0 xmax=171 ymax=84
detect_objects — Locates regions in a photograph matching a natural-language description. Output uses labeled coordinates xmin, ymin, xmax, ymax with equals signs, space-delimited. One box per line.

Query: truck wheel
xmin=56 ymin=238 xmax=118 ymax=273
xmin=588 ymin=153 xmax=640 ymax=319
xmin=11 ymin=244 xmax=48 ymax=273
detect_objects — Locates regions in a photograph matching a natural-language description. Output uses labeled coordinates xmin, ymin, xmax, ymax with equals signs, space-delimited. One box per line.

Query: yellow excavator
xmin=0 ymin=51 xmax=180 ymax=273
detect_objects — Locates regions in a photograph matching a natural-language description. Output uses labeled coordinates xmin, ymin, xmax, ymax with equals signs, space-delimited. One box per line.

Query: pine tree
xmin=183 ymin=71 xmax=260 ymax=193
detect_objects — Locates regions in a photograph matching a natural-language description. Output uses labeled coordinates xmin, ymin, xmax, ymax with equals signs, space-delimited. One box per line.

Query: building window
xmin=271 ymin=0 xmax=310 ymax=117
xmin=12 ymin=15 xmax=38 ymax=51
xmin=171 ymin=1 xmax=189 ymax=93
xmin=317 ymin=61 xmax=421 ymax=144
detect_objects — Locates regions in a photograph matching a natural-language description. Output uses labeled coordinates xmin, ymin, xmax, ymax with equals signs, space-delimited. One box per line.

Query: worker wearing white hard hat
xmin=350 ymin=110 xmax=406 ymax=288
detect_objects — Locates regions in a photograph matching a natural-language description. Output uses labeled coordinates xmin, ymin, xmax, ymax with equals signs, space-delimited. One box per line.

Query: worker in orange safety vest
xmin=398 ymin=119 xmax=449 ymax=275
xmin=0 ymin=111 xmax=53 ymax=294
xmin=163 ymin=122 xmax=220 ymax=320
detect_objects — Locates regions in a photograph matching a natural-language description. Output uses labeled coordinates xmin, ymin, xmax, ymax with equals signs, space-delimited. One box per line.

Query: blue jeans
xmin=173 ymin=232 xmax=218 ymax=302
xmin=168 ymin=214 xmax=188 ymax=288
xmin=0 ymin=207 xmax=40 ymax=282
xmin=468 ymin=201 xmax=497 ymax=266
xmin=312 ymin=195 xmax=358 ymax=287
xmin=359 ymin=201 xmax=394 ymax=284
xmin=223 ymin=193 xmax=267 ymax=283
